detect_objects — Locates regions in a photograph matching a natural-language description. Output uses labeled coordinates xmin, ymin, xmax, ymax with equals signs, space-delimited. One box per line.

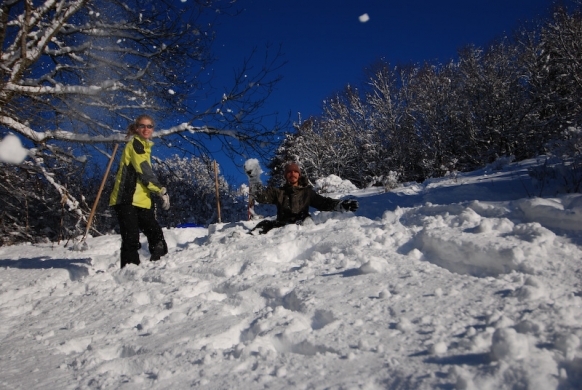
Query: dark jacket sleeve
xmin=251 ymin=184 xmax=282 ymax=205
xmin=308 ymin=189 xmax=341 ymax=211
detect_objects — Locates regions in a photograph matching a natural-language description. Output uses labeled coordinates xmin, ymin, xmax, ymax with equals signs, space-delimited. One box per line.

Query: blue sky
xmin=175 ymin=0 xmax=554 ymax=183
xmin=210 ymin=0 xmax=552 ymax=120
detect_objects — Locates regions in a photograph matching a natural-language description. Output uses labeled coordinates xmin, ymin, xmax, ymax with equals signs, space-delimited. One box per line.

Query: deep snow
xmin=1 ymin=157 xmax=581 ymax=390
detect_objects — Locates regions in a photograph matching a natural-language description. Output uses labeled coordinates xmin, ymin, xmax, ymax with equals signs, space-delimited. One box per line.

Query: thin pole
xmin=82 ymin=143 xmax=119 ymax=241
xmin=213 ymin=160 xmax=222 ymax=223
xmin=248 ymin=192 xmax=253 ymax=221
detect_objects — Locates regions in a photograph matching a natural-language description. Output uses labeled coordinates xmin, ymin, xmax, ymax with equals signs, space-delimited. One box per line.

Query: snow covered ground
xmin=1 ymin=158 xmax=581 ymax=390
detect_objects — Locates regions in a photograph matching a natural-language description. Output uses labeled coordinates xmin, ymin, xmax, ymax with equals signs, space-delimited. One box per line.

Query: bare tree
xmin=1 ymin=0 xmax=285 ymax=146
xmin=0 ymin=0 xmax=286 ymax=243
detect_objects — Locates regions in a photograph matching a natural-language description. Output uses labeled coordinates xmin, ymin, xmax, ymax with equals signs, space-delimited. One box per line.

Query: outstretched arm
xmin=310 ymin=191 xmax=359 ymax=213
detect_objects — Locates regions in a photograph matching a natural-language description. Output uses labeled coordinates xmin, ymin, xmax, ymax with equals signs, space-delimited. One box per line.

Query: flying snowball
xmin=359 ymin=13 xmax=370 ymax=23
xmin=0 ymin=133 xmax=28 ymax=164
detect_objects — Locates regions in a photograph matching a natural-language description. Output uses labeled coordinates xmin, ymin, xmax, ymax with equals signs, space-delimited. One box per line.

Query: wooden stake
xmin=248 ymin=193 xmax=254 ymax=221
xmin=81 ymin=143 xmax=119 ymax=243
xmin=213 ymin=160 xmax=222 ymax=223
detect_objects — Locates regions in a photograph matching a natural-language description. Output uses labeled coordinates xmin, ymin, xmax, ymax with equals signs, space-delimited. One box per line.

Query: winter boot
xmin=150 ymin=240 xmax=168 ymax=261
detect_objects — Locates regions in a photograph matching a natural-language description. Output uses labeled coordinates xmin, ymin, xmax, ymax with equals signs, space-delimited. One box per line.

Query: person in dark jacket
xmin=245 ymin=160 xmax=358 ymax=234
xmin=109 ymin=114 xmax=170 ymax=268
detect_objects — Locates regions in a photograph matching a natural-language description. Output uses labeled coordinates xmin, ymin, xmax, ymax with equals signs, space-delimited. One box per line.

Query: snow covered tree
xmin=0 ymin=150 xmax=96 ymax=245
xmin=278 ymin=114 xmax=362 ymax=187
xmin=286 ymin=2 xmax=582 ymax=188
xmin=405 ymin=61 xmax=465 ymax=177
xmin=152 ymin=155 xmax=248 ymax=227
xmin=0 ymin=0 xmax=285 ymax=243
xmin=1 ymin=0 xmax=284 ymax=148
xmin=365 ymin=63 xmax=424 ymax=182
xmin=320 ymin=85 xmax=378 ymax=186
xmin=518 ymin=3 xmax=582 ymax=141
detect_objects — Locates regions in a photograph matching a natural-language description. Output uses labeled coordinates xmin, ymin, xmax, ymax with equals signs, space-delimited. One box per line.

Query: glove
xmin=339 ymin=199 xmax=358 ymax=212
xmin=243 ymin=158 xmax=263 ymax=185
xmin=160 ymin=187 xmax=170 ymax=211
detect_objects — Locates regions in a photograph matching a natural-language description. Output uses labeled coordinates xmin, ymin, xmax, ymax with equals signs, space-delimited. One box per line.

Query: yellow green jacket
xmin=109 ymin=136 xmax=164 ymax=209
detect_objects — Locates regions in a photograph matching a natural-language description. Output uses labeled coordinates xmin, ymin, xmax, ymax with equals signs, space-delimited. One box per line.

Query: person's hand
xmin=160 ymin=187 xmax=170 ymax=211
xmin=340 ymin=199 xmax=358 ymax=212
xmin=244 ymin=158 xmax=263 ymax=185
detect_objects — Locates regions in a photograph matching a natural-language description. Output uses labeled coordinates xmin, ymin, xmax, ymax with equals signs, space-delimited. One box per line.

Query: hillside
xmin=1 ymin=157 xmax=581 ymax=389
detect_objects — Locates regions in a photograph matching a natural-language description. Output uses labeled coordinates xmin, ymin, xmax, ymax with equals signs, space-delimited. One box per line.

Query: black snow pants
xmin=249 ymin=219 xmax=287 ymax=235
xmin=114 ymin=204 xmax=168 ymax=268
xmin=250 ymin=216 xmax=313 ymax=235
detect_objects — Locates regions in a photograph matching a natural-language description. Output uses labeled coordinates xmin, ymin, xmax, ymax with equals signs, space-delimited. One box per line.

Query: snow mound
xmin=314 ymin=174 xmax=357 ymax=193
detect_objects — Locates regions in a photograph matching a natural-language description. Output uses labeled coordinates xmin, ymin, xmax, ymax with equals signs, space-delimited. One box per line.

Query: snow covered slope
xmin=1 ymin=158 xmax=581 ymax=389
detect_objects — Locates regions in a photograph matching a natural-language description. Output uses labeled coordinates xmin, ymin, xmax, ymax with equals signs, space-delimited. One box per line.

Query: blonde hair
xmin=125 ymin=114 xmax=155 ymax=139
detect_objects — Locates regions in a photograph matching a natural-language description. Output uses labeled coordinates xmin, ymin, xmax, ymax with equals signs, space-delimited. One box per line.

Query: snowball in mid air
xmin=359 ymin=13 xmax=370 ymax=23
xmin=0 ymin=133 xmax=28 ymax=164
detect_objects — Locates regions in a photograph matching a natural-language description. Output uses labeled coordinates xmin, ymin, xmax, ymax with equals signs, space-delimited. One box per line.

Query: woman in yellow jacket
xmin=109 ymin=114 xmax=170 ymax=268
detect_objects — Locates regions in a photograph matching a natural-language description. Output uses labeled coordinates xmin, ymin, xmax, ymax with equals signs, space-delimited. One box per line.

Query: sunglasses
xmin=138 ymin=124 xmax=154 ymax=129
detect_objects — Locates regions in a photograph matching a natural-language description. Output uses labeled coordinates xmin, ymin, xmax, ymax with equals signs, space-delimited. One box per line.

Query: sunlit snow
xmin=0 ymin=158 xmax=581 ymax=389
